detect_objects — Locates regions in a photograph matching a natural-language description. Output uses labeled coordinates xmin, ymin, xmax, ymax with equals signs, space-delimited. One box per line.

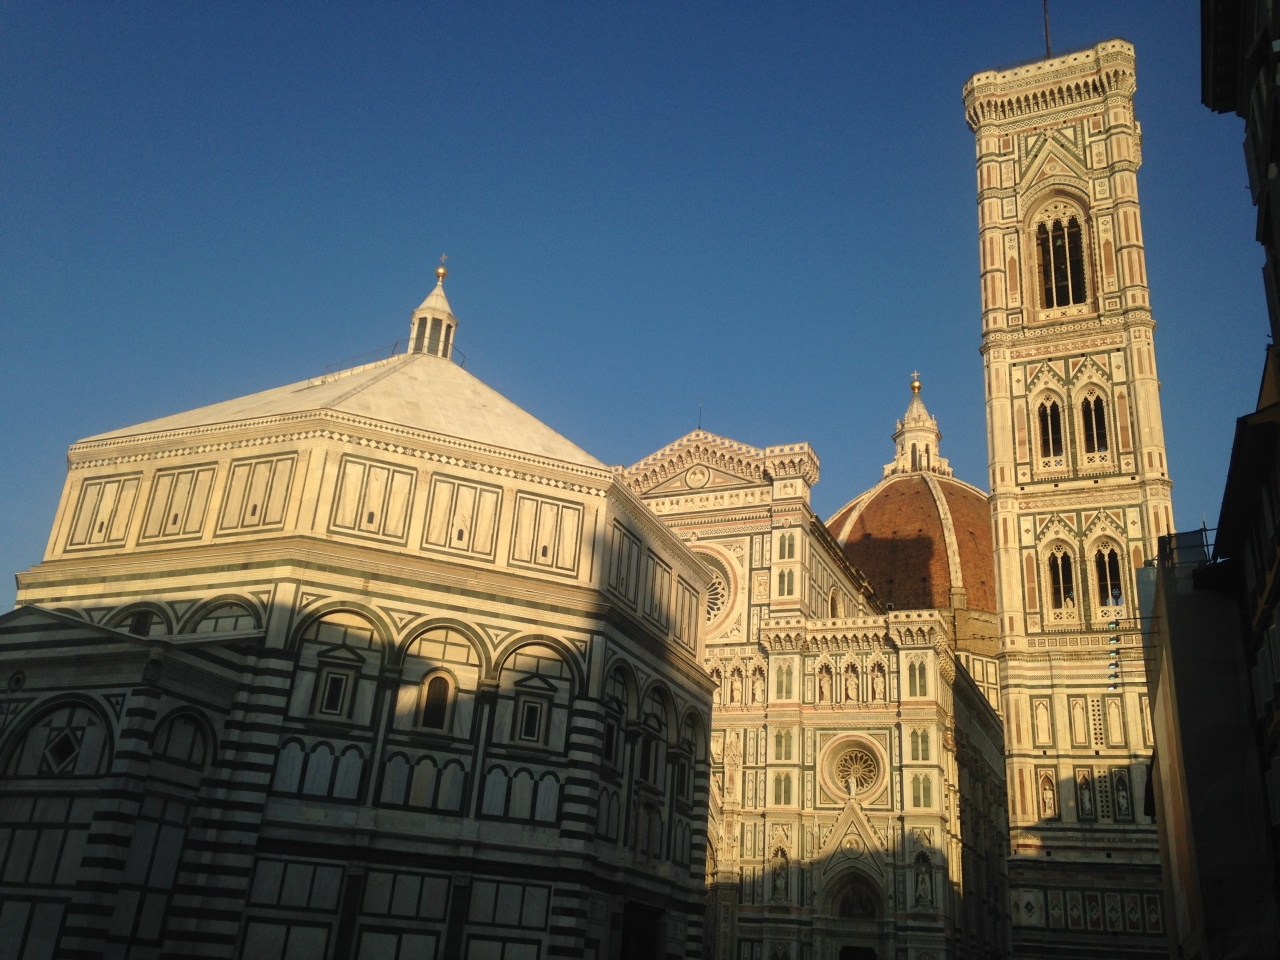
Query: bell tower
xmin=964 ymin=40 xmax=1171 ymax=956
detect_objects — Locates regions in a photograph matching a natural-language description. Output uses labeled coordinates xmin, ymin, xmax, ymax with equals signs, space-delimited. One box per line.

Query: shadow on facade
xmin=703 ymin=828 xmax=1007 ymax=960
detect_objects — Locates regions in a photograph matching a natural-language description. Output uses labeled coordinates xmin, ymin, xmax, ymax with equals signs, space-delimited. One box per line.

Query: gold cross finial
xmin=910 ymin=371 xmax=922 ymax=394
xmin=436 ymin=253 xmax=448 ymax=282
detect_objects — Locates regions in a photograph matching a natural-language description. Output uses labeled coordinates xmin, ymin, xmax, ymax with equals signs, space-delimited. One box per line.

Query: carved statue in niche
xmin=871 ymin=666 xmax=886 ymax=702
xmin=914 ymin=853 xmax=934 ymax=905
xmin=751 ymin=668 xmax=765 ymax=705
xmin=1114 ymin=770 xmax=1132 ymax=819
xmin=729 ymin=670 xmax=743 ymax=705
xmin=817 ymin=667 xmax=832 ymax=703
xmin=1076 ymin=770 xmax=1095 ymax=819
xmin=844 ymin=664 xmax=859 ymax=702
xmin=1039 ymin=772 xmax=1058 ymax=818
xmin=770 ymin=849 xmax=789 ymax=900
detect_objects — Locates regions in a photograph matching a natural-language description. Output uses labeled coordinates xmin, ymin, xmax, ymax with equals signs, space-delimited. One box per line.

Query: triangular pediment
xmin=1027 ymin=147 xmax=1088 ymax=186
xmin=646 ymin=464 xmax=757 ymax=495
xmin=619 ymin=430 xmax=771 ymax=495
xmin=317 ymin=644 xmax=366 ymax=665
xmin=514 ymin=674 xmax=558 ymax=693
xmin=815 ymin=797 xmax=889 ymax=880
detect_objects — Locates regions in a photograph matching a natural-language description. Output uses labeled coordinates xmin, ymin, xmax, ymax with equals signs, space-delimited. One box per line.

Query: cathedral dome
xmin=826 ymin=379 xmax=995 ymax=614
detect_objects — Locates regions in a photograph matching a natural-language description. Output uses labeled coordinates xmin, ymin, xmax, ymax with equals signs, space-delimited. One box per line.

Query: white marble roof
xmin=84 ymin=352 xmax=605 ymax=469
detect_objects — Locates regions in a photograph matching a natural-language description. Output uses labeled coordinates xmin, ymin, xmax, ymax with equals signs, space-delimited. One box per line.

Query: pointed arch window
xmin=1036 ymin=215 xmax=1088 ymax=307
xmin=774 ymin=729 xmax=793 ymax=761
xmin=1038 ymin=402 xmax=1064 ymax=458
xmin=775 ymin=662 xmax=794 ymax=700
xmin=777 ymin=569 xmax=795 ymax=596
xmin=1095 ymin=547 xmax=1124 ymax=607
xmin=1081 ymin=396 xmax=1108 ymax=453
xmin=773 ymin=773 xmax=792 ymax=805
xmin=1047 ymin=548 xmax=1076 ymax=610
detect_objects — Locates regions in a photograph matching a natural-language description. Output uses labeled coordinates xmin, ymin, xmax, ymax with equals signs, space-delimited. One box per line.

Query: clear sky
xmin=0 ymin=3 xmax=1263 ymax=607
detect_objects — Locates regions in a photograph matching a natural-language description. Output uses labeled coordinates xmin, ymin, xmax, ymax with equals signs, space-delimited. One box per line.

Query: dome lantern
xmin=409 ymin=259 xmax=458 ymax=358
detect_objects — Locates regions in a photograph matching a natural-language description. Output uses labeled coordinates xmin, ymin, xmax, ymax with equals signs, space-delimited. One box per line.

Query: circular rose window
xmin=819 ymin=737 xmax=885 ymax=801
xmin=835 ymin=748 xmax=879 ymax=794
xmin=706 ymin=572 xmax=728 ymax=623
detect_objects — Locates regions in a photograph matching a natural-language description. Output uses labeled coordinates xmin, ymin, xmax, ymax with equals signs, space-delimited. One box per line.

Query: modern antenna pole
xmin=1043 ymin=0 xmax=1052 ymax=58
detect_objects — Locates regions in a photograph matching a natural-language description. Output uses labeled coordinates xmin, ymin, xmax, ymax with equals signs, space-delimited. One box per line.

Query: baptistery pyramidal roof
xmin=827 ymin=377 xmax=995 ymax=614
xmin=84 ymin=268 xmax=603 ymax=470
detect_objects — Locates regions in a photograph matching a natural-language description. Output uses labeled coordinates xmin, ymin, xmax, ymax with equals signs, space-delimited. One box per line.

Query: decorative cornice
xmin=68 ymin=410 xmax=614 ymax=494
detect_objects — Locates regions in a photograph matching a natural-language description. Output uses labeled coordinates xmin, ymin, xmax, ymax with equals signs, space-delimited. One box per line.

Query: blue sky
xmin=0 ymin=3 xmax=1263 ymax=606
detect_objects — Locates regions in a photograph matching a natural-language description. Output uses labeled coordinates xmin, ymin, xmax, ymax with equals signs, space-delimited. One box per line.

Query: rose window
xmin=706 ymin=572 xmax=727 ymax=623
xmin=835 ymin=748 xmax=878 ymax=794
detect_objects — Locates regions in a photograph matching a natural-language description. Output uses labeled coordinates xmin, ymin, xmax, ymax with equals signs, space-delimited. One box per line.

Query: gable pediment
xmin=646 ymin=463 xmax=757 ymax=495
xmin=1026 ymin=147 xmax=1088 ymax=187
xmin=621 ymin=430 xmax=770 ymax=495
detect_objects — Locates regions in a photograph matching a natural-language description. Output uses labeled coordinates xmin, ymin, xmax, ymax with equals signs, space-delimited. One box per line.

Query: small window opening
xmin=250 ymin=504 xmax=258 ymax=517
xmin=518 ymin=701 xmax=543 ymax=742
xmin=97 ymin=522 xmax=105 ymax=534
xmin=421 ymin=675 xmax=449 ymax=728
xmin=541 ymin=545 xmax=548 ymax=558
xmin=427 ymin=317 xmax=443 ymax=355
xmin=603 ymin=721 xmax=617 ymax=764
xmin=170 ymin=513 xmax=179 ymax=526
xmin=319 ymin=672 xmax=349 ymax=716
xmin=456 ymin=529 xmax=465 ymax=541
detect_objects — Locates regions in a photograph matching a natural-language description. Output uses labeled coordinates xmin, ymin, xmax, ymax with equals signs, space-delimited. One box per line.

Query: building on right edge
xmin=1128 ymin=4 xmax=1280 ymax=957
xmin=962 ymin=40 xmax=1172 ymax=956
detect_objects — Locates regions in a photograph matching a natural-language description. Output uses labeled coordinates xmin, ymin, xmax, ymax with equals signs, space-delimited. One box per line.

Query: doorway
xmin=619 ymin=901 xmax=663 ymax=960
xmin=838 ymin=948 xmax=877 ymax=960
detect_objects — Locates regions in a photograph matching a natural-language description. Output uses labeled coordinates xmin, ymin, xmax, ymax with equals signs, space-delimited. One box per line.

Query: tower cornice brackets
xmin=763 ymin=442 xmax=820 ymax=487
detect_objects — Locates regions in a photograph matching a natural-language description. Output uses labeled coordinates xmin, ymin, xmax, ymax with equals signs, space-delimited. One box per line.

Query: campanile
xmin=963 ymin=40 xmax=1171 ymax=956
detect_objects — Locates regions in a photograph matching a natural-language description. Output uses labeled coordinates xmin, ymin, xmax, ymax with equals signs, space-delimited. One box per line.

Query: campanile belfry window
xmin=1038 ymin=402 xmax=1064 ymax=458
xmin=1035 ymin=207 xmax=1089 ymax=308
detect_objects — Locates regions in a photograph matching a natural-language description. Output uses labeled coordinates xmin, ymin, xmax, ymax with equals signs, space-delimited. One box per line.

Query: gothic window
xmin=1047 ymin=547 xmax=1076 ymax=610
xmin=908 ymin=661 xmax=928 ymax=697
xmin=911 ymin=774 xmax=932 ymax=807
xmin=777 ymin=533 xmax=796 ymax=560
xmin=420 ymin=675 xmax=450 ymax=729
xmin=911 ymin=729 xmax=930 ymax=761
xmin=775 ymin=662 xmax=794 ymax=700
xmin=1095 ymin=546 xmax=1124 ymax=607
xmin=1036 ymin=215 xmax=1088 ymax=307
xmin=829 ymin=590 xmax=840 ymax=618
xmin=774 ymin=730 xmax=793 ymax=761
xmin=1038 ymin=401 xmax=1064 ymax=458
xmin=772 ymin=774 xmax=792 ymax=805
xmin=1081 ymin=396 xmax=1109 ymax=453
xmin=776 ymin=569 xmax=795 ymax=596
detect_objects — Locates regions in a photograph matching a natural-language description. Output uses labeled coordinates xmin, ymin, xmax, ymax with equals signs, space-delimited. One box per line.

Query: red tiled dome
xmin=827 ymin=474 xmax=996 ymax=614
